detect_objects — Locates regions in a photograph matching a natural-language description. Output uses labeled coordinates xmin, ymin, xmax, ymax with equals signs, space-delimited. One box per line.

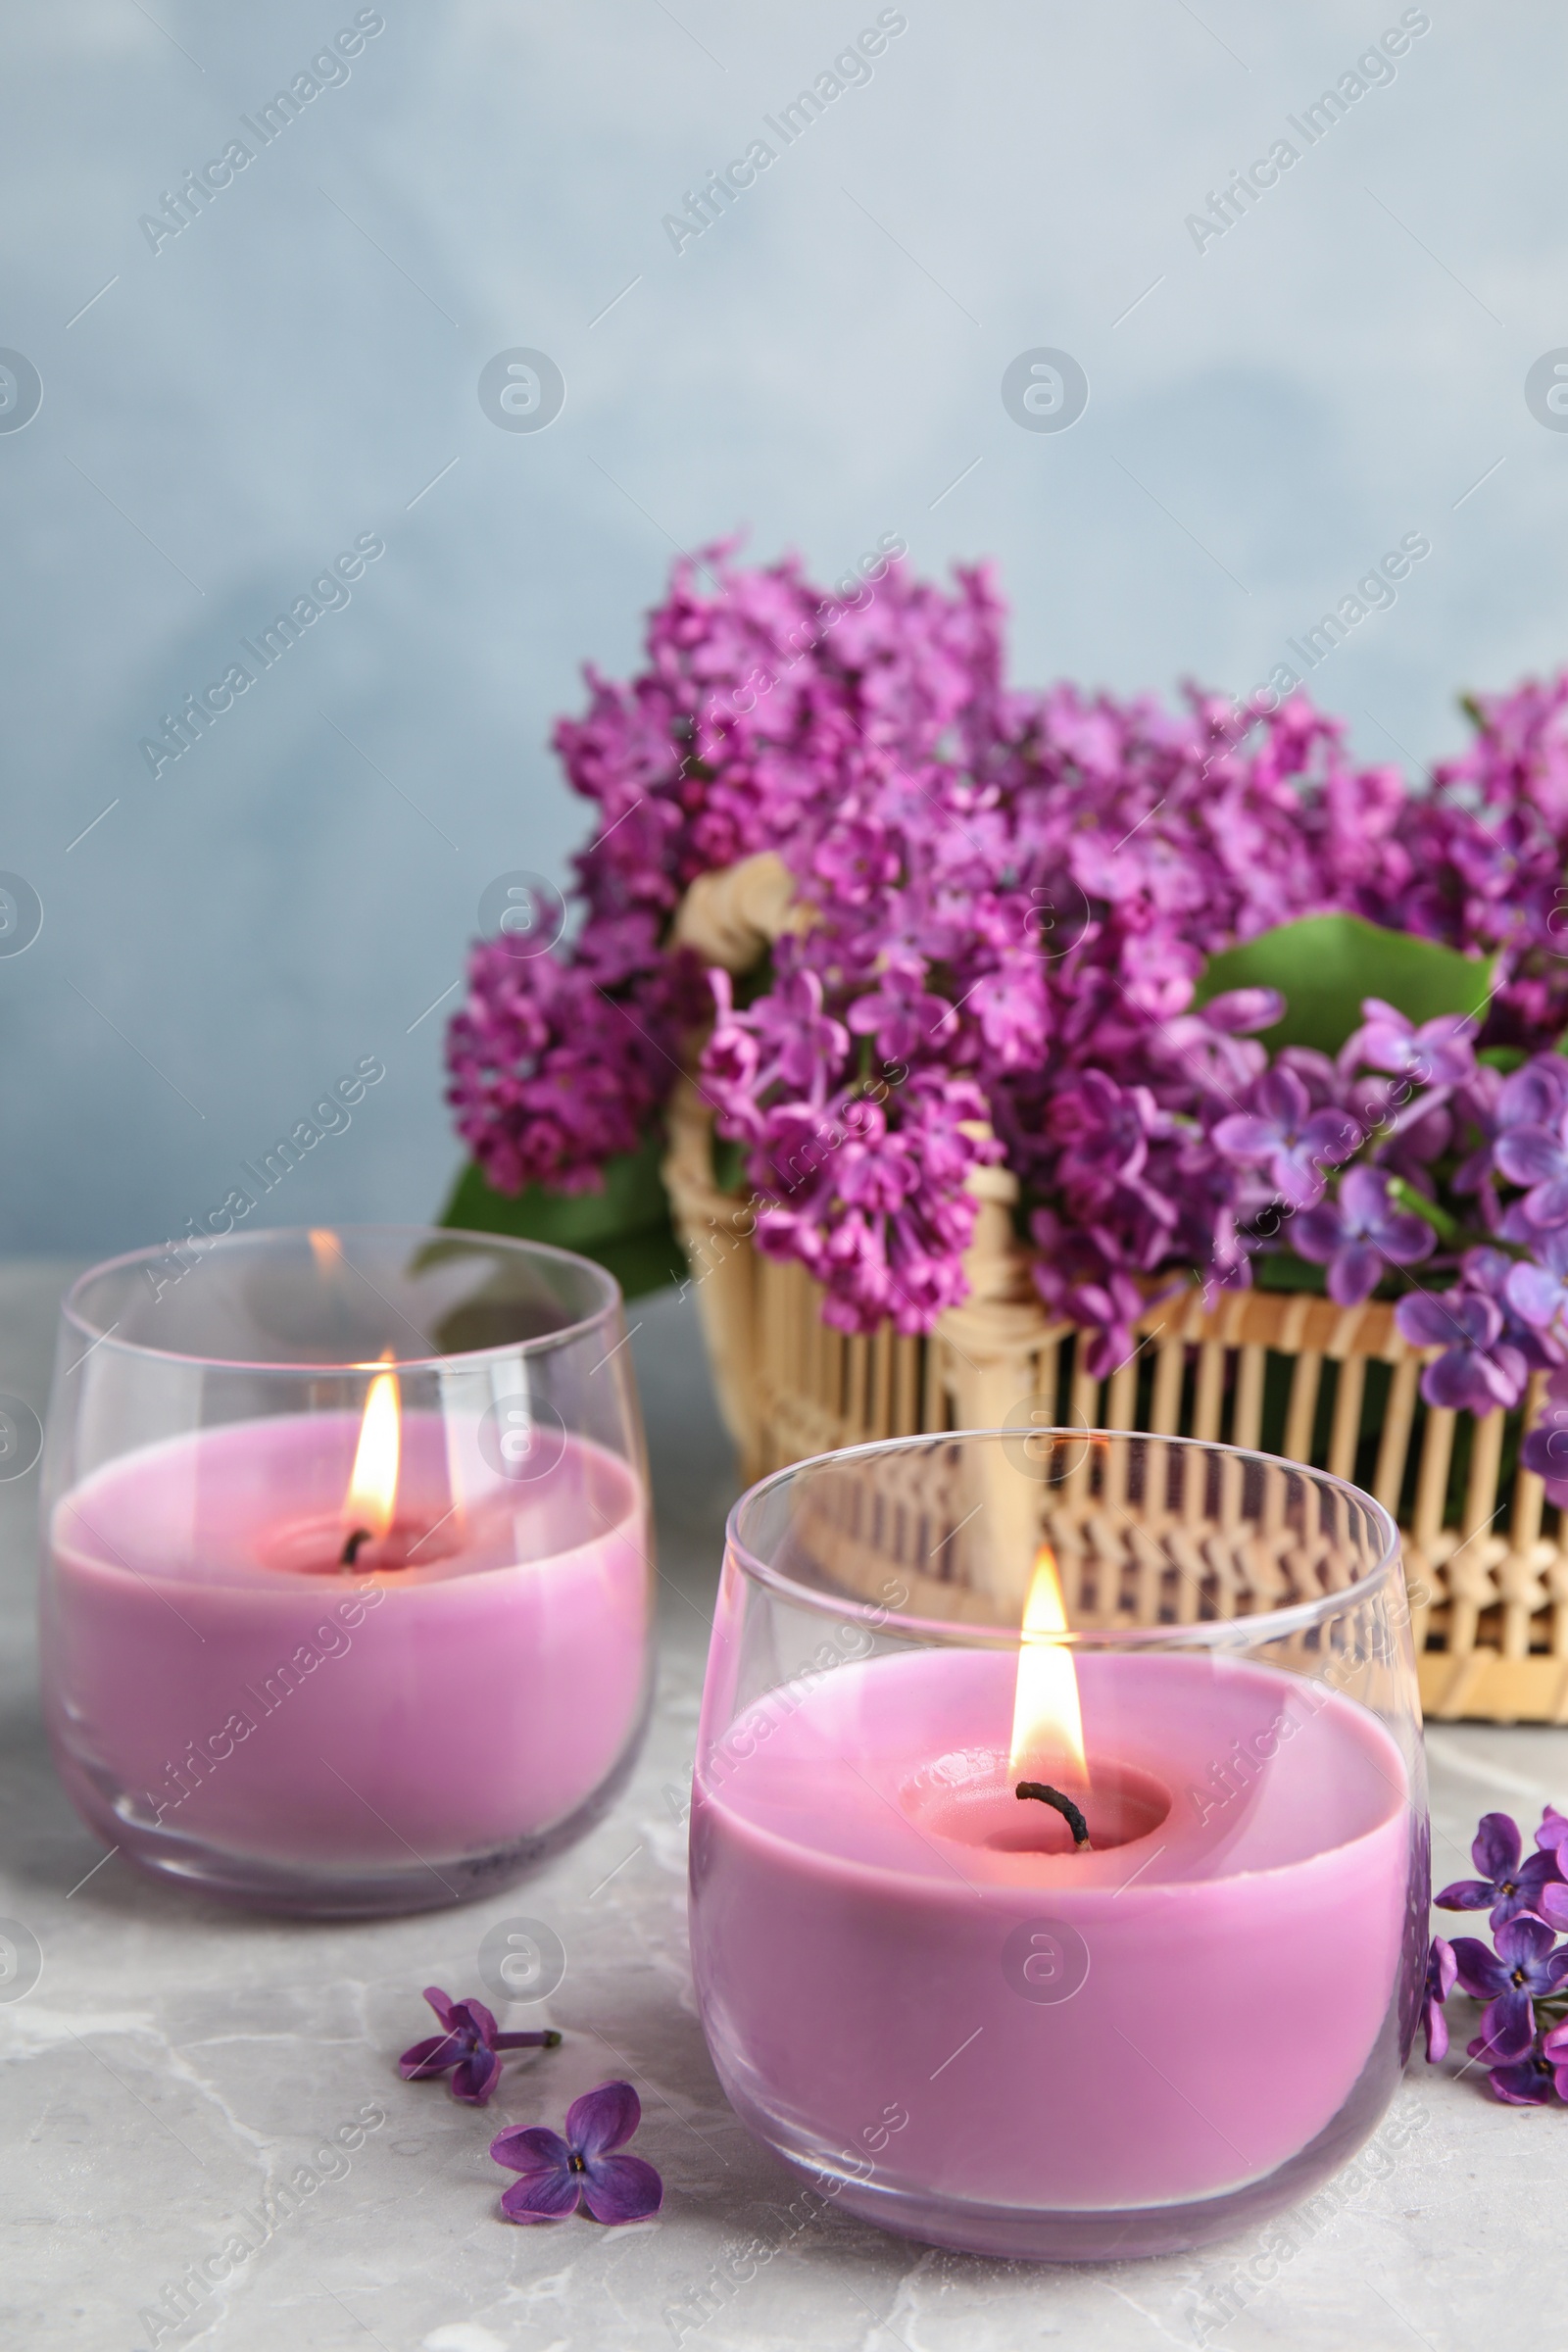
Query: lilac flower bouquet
xmin=443 ymin=543 xmax=1568 ymax=1449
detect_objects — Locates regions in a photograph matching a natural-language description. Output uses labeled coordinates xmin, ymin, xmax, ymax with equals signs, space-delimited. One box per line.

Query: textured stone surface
xmin=0 ymin=1265 xmax=1557 ymax=2351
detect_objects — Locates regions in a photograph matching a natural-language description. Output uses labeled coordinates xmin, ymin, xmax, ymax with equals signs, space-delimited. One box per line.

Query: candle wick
xmin=340 ymin=1527 xmax=372 ymax=1567
xmin=1015 ymin=1781 xmax=1092 ymax=1850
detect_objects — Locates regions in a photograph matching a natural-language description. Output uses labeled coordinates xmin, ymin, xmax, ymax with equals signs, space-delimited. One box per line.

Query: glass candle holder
xmin=41 ymin=1226 xmax=654 ymax=1917
xmin=689 ymin=1429 xmax=1428 ymax=2262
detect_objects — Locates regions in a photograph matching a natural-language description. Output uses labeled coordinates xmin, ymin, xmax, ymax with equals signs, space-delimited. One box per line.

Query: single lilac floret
xmin=1450 ymin=1914 xmax=1568 ymax=2064
xmin=1487 ymin=2047 xmax=1559 ymax=2105
xmin=1196 ymin=986 xmax=1284 ymax=1035
xmin=1465 ymin=1246 xmax=1564 ymax=1376
xmin=1212 ymin=1067 xmax=1361 ymax=1210
xmin=1436 ymin=1810 xmax=1563 ymax=1930
xmin=1537 ymin=1880 xmax=1568 ymax=1934
xmin=1505 ymin=1224 xmax=1568 ymax=1341
xmin=1522 ymin=1367 xmax=1568 ymax=1502
xmin=1346 ymin=998 xmax=1478 ymax=1090
xmin=1538 ymin=1804 xmax=1568 ymax=1855
xmin=490 ymin=2080 xmax=662 ymax=2225
xmin=1497 ymin=1061 xmax=1568 ymax=1135
xmin=1292 ymin=1165 xmax=1434 ymax=1305
xmin=1395 ymin=1283 xmax=1529 ymax=1415
xmin=1494 ymin=1109 xmax=1568 ymax=1231
xmin=399 ymin=1985 xmax=561 ymax=2106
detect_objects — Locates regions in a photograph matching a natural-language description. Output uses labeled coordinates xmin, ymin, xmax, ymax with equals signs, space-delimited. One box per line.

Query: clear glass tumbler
xmin=41 ymin=1226 xmax=653 ymax=1916
xmin=689 ymin=1428 xmax=1428 ymax=2261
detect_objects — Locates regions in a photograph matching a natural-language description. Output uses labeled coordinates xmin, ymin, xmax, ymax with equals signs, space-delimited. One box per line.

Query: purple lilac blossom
xmin=1379 ymin=674 xmax=1568 ymax=1052
xmin=1460 ymin=1247 xmax=1565 ymax=1376
xmin=1540 ymin=1811 xmax=1568 ymax=1931
xmin=1428 ymin=1806 xmax=1568 ymax=2105
xmin=1537 ymin=1881 xmax=1568 ymax=1934
xmin=490 ymin=2081 xmax=662 ymax=2225
xmin=1344 ymin=1000 xmax=1478 ymax=1091
xmin=1449 ymin=1914 xmax=1568 ymax=2064
xmin=1521 ymin=1366 xmax=1568 ymax=1501
xmin=1434 ymin=1811 xmax=1562 ymax=1930
xmin=1487 ymin=2047 xmax=1559 ymax=2104
xmin=1542 ymin=2017 xmax=1568 ymax=2098
xmin=1292 ymin=1165 xmax=1435 ymax=1305
xmin=1395 ymin=1274 xmax=1532 ymax=1416
xmin=1494 ymin=1106 xmax=1568 ymax=1231
xmin=445 ymin=549 xmax=1568 ymax=1375
xmin=398 ymin=1986 xmax=560 ymax=2105
xmin=1505 ymin=1223 xmax=1568 ymax=1342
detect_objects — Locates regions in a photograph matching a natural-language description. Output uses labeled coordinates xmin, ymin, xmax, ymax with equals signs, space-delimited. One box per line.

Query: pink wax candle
xmin=690 ymin=1646 xmax=1411 ymax=2230
xmin=45 ymin=1410 xmax=650 ymax=1893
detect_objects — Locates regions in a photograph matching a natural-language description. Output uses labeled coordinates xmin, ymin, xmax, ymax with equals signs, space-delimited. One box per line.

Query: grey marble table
xmin=1 ymin=1261 xmax=1562 ymax=2352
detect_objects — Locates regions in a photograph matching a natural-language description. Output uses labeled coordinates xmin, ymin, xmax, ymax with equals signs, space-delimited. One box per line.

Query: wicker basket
xmin=663 ymin=854 xmax=1568 ymax=1725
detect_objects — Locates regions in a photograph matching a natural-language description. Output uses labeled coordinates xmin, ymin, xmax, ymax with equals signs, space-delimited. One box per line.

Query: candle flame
xmin=1007 ymin=1542 xmax=1089 ymax=1787
xmin=344 ymin=1353 xmax=400 ymax=1539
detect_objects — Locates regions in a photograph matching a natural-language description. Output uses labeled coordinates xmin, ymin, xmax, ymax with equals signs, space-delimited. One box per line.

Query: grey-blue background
xmin=3 ymin=0 xmax=1563 ymax=1257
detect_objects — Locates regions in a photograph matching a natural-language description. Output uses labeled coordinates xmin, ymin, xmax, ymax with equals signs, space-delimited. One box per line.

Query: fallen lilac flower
xmin=400 ymin=1985 xmax=561 ymax=2106
xmin=490 ymin=2080 xmax=662 ymax=2224
xmin=1425 ymin=1803 xmax=1568 ymax=2103
xmin=1435 ymin=1810 xmax=1563 ymax=1931
xmin=1487 ymin=2046 xmax=1559 ymax=2105
xmin=1449 ymin=1915 xmax=1568 ymax=2064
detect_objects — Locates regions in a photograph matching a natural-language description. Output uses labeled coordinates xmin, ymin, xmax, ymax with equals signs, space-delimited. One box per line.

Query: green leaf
xmin=435 ymin=1134 xmax=687 ymax=1301
xmin=1192 ymin=914 xmax=1494 ymax=1054
xmin=1250 ymin=1252 xmax=1328 ymax=1295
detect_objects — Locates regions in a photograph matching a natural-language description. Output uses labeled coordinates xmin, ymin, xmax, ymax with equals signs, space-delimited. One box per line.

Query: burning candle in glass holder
xmin=904 ymin=1543 xmax=1172 ymax=1862
xmin=340 ymin=1355 xmax=400 ymax=1565
xmin=689 ymin=1431 xmax=1427 ymax=2263
xmin=41 ymin=1227 xmax=655 ymax=1917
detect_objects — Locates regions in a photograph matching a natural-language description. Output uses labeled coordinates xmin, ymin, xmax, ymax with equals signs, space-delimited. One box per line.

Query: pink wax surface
xmin=45 ymin=1415 xmax=650 ymax=1867
xmin=690 ymin=1647 xmax=1412 ymax=2213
